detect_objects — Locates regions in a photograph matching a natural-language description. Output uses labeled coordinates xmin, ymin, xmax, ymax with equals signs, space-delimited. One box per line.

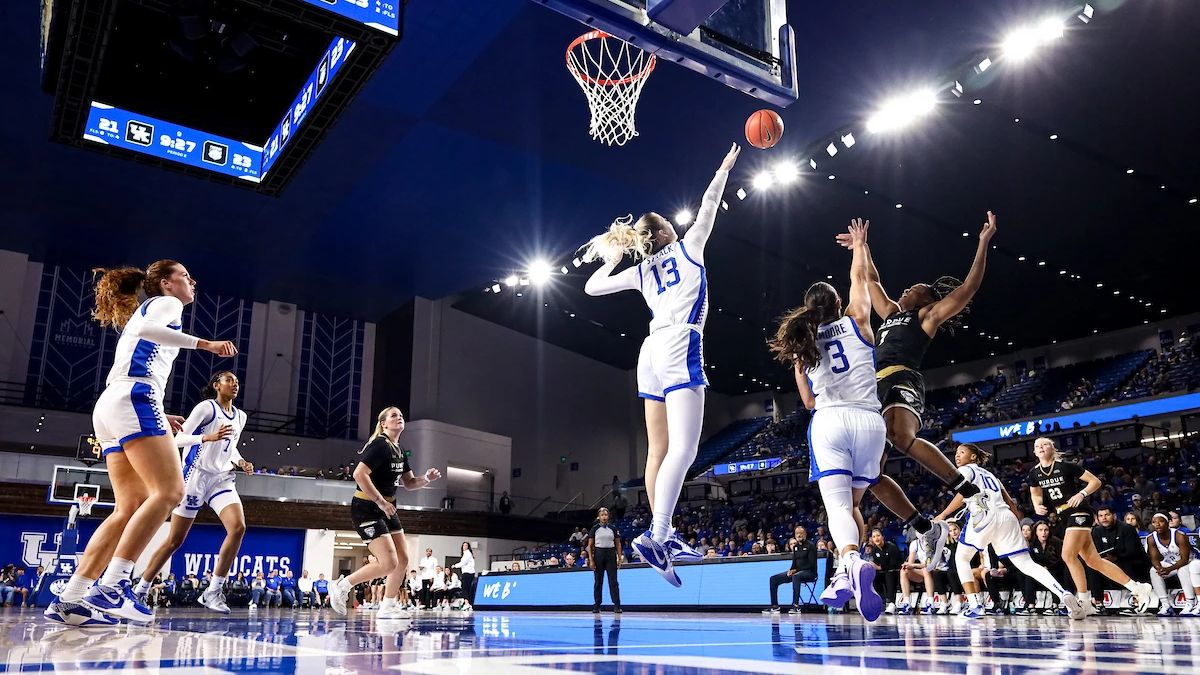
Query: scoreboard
xmin=42 ymin=0 xmax=402 ymax=195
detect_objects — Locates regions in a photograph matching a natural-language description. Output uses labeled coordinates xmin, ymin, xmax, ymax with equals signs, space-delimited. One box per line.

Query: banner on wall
xmin=0 ymin=514 xmax=305 ymax=603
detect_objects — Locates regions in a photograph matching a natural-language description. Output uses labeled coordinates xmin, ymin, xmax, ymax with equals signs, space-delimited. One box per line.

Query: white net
xmin=76 ymin=494 xmax=96 ymax=517
xmin=566 ymin=31 xmax=656 ymax=146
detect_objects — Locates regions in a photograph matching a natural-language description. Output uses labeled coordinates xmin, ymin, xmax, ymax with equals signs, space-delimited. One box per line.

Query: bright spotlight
xmin=491 ymin=283 xmax=502 ymax=293
xmin=528 ymin=260 xmax=554 ymax=285
xmin=503 ymin=275 xmax=518 ymax=287
xmin=866 ymin=89 xmax=937 ymax=134
xmin=752 ymin=171 xmax=775 ymax=191
xmin=1037 ymin=17 xmax=1065 ymax=41
xmin=773 ymin=162 xmax=800 ymax=184
xmin=675 ymin=209 xmax=693 ymax=225
xmin=560 ymin=266 xmax=569 ymax=274
xmin=1002 ymin=27 xmax=1039 ymax=61
xmin=841 ymin=133 xmax=855 ymax=148
xmin=736 ymin=188 xmax=747 ymax=200
xmin=976 ymin=57 xmax=992 ymax=73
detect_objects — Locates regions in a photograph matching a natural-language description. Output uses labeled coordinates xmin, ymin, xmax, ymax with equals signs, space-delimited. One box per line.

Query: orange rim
xmin=566 ymin=30 xmax=657 ymax=87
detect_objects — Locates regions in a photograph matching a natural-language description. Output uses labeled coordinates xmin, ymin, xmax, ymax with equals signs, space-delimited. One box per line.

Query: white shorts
xmin=960 ymin=508 xmax=1027 ymax=559
xmin=1189 ymin=558 xmax=1200 ymax=579
xmin=637 ymin=325 xmax=707 ymax=401
xmin=92 ymin=380 xmax=168 ymax=455
xmin=807 ymin=406 xmax=886 ymax=488
xmin=173 ymin=469 xmax=240 ymax=518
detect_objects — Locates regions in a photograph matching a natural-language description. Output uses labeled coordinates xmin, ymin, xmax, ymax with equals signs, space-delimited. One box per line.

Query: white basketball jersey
xmin=1149 ymin=529 xmax=1182 ymax=567
xmin=807 ymin=316 xmax=879 ymax=411
xmin=106 ymin=296 xmax=186 ymax=392
xmin=181 ymin=400 xmax=247 ymax=478
xmin=959 ymin=463 xmax=1007 ymax=505
xmin=639 ymin=241 xmax=707 ymax=333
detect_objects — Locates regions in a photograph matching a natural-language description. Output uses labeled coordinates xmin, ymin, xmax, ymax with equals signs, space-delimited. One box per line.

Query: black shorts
xmin=1062 ymin=509 xmax=1095 ymax=530
xmin=351 ymin=497 xmax=402 ymax=542
xmin=877 ymin=368 xmax=926 ymax=421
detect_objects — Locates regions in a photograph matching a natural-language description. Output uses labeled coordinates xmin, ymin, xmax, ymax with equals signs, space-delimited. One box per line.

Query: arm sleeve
xmin=137 ymin=296 xmax=201 ymax=349
xmin=682 ymin=169 xmax=730 ymax=251
xmin=173 ymin=402 xmax=214 ymax=447
xmin=584 ymin=264 xmax=640 ymax=296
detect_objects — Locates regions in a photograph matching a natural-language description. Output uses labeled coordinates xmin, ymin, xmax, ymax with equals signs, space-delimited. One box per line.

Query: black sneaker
xmin=614 ymin=607 xmax=622 ymax=614
xmin=790 ymin=604 xmax=802 ymax=614
xmin=592 ymin=606 xmax=601 ymax=614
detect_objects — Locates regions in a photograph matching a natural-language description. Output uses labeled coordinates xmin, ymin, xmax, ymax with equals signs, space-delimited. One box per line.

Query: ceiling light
xmin=841 ymin=133 xmax=856 ymax=148
xmin=826 ymin=142 xmax=838 ymax=157
xmin=527 ymin=260 xmax=553 ymax=285
xmin=491 ymin=283 xmax=501 ymax=293
xmin=1049 ymin=134 xmax=1058 ymax=140
xmin=828 ymin=174 xmax=836 ymax=180
xmin=1037 ymin=261 xmax=1046 ymax=266
xmin=895 ymin=203 xmax=903 ymax=209
xmin=675 ymin=209 xmax=693 ymax=226
xmin=1126 ymin=169 xmax=1134 ymax=175
xmin=1096 ymin=283 xmax=1103 ymax=288
xmin=752 ymin=171 xmax=775 ymax=191
xmin=976 ymin=58 xmax=992 ymax=73
xmin=1018 ymin=256 xmax=1026 ymax=261
xmin=773 ymin=162 xmax=800 ymax=184
xmin=503 ymin=276 xmax=518 ymax=287
xmin=736 ymin=188 xmax=747 ymax=200
xmin=972 ymin=99 xmax=982 ymax=105
xmin=866 ymin=89 xmax=937 ymax=134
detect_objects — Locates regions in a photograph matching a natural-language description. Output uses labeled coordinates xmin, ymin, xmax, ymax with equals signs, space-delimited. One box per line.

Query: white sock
xmin=135 ymin=579 xmax=153 ymax=595
xmin=1124 ymin=579 xmax=1144 ymax=592
xmin=1006 ymin=552 xmax=1068 ymax=599
xmin=970 ymin=592 xmax=984 ymax=606
xmin=60 ymin=575 xmax=97 ymax=602
xmin=209 ymin=576 xmax=226 ymax=590
xmin=650 ymin=387 xmax=704 ymax=542
xmin=99 ymin=558 xmax=135 ymax=587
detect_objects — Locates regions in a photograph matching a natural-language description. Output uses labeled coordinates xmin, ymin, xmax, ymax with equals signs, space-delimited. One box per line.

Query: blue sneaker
xmin=633 ymin=531 xmax=681 ymax=588
xmin=961 ymin=603 xmax=985 ymax=619
xmin=820 ymin=572 xmax=853 ymax=609
xmin=43 ymin=600 xmax=119 ymax=627
xmin=80 ymin=579 xmax=154 ymax=624
xmin=896 ymin=602 xmax=911 ymax=615
xmin=848 ymin=556 xmax=882 ymax=622
xmin=664 ymin=529 xmax=702 ymax=561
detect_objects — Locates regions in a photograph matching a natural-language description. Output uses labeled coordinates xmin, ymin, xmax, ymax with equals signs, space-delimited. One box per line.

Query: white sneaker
xmin=248 ymin=602 xmax=258 ymax=611
xmin=1131 ymin=582 xmax=1154 ymax=614
xmin=1184 ymin=599 xmax=1200 ymax=617
xmin=198 ymin=586 xmax=231 ymax=614
xmin=328 ymin=578 xmax=351 ymax=616
xmin=1062 ymin=592 xmax=1086 ymax=621
xmin=884 ymin=602 xmax=896 ymax=615
xmin=43 ymin=600 xmax=119 ymax=627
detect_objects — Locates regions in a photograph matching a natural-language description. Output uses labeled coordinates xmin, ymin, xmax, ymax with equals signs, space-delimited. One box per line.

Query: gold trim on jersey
xmin=876 ymin=364 xmax=916 ymax=380
xmin=354 ymin=490 xmax=395 ymax=503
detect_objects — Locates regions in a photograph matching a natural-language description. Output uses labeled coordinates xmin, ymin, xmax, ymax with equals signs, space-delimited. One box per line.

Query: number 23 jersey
xmin=1027 ymin=460 xmax=1089 ymax=513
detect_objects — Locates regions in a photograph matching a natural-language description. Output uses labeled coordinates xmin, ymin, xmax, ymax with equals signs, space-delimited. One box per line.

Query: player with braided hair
xmin=834 ymin=214 xmax=996 ymax=565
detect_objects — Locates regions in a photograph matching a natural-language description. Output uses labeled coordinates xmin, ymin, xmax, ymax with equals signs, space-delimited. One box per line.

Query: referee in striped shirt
xmin=588 ymin=507 xmax=622 ymax=614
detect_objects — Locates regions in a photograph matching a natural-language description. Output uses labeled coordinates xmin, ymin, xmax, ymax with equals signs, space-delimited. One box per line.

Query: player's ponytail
xmin=201 ymin=371 xmax=235 ymax=400
xmin=91 ymin=259 xmax=182 ymax=329
xmin=579 ymin=213 xmax=670 ymax=265
xmin=768 ymin=282 xmax=842 ymax=369
xmin=959 ymin=442 xmax=990 ymax=466
xmin=929 ymin=275 xmax=968 ymax=334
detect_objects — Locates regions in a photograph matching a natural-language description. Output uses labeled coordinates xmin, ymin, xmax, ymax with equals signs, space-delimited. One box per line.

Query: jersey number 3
xmin=649 ymin=257 xmax=680 ymax=295
xmin=825 ymin=340 xmax=850 ymax=374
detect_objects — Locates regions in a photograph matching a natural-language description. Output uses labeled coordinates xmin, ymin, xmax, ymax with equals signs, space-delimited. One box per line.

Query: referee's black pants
xmin=593 ymin=548 xmax=620 ymax=609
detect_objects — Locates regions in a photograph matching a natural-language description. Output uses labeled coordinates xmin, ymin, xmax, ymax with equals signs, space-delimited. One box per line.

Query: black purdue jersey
xmin=876 ymin=309 xmax=932 ymax=371
xmin=1027 ymin=460 xmax=1088 ymax=512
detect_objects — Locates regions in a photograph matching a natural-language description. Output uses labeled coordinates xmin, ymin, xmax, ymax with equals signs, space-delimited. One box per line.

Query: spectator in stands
xmin=406 ymin=571 xmax=422 ymax=607
xmin=179 ymin=574 xmax=199 ymax=606
xmin=611 ymin=491 xmax=629 ymax=520
xmin=314 ymin=574 xmax=329 ymax=607
xmin=441 ymin=567 xmax=462 ymax=609
xmin=510 ymin=562 xmax=521 ymax=572
xmin=1125 ymin=511 xmax=1147 ymax=536
xmin=564 ymin=553 xmax=580 ymax=568
xmin=24 ymin=566 xmax=43 ymax=607
xmin=147 ymin=574 xmax=165 ymax=608
xmin=265 ymin=569 xmax=283 ymax=607
xmin=297 ymin=570 xmax=314 ymax=608
xmin=227 ymin=572 xmax=249 ymax=607
xmin=498 ymin=491 xmax=513 ymax=515
xmin=864 ymin=529 xmax=902 ymax=613
xmin=569 ymin=527 xmax=587 ymax=545
xmin=248 ymin=572 xmax=265 ymax=608
xmin=430 ymin=566 xmax=447 ymax=607
xmin=163 ymin=573 xmax=178 ymax=607
xmin=1092 ymin=506 xmax=1152 ymax=605
xmin=764 ymin=526 xmax=817 ymax=614
xmin=0 ymin=566 xmax=18 ymax=607
xmin=419 ymin=548 xmax=439 ymax=608
xmin=1028 ymin=523 xmax=1066 ymax=610
xmin=281 ymin=570 xmax=297 ymax=607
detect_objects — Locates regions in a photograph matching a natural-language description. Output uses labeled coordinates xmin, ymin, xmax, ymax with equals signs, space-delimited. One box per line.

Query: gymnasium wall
xmin=403 ymin=297 xmax=643 ymax=507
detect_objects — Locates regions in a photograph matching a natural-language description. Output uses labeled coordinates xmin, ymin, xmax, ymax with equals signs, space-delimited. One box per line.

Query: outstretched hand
xmin=719 ymin=143 xmax=741 ymax=172
xmin=835 ymin=218 xmax=870 ymax=249
xmin=979 ymin=210 xmax=998 ymax=243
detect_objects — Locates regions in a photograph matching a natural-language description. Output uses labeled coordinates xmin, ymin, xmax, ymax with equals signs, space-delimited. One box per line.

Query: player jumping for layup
xmin=768 ymin=219 xmax=885 ymax=621
xmin=583 ymin=143 xmax=740 ymax=587
xmin=836 ymin=213 xmax=997 ymax=562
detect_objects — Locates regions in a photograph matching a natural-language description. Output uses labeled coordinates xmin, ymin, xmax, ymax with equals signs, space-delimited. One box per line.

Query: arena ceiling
xmin=2 ymin=0 xmax=1197 ymax=394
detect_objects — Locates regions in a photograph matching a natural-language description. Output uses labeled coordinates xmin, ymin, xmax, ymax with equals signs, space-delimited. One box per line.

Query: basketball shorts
xmin=351 ymin=497 xmax=402 ymax=543
xmin=637 ymin=325 xmax=708 ymax=401
xmin=173 ymin=470 xmax=240 ymax=518
xmin=807 ymin=406 xmax=886 ymax=488
xmin=960 ymin=508 xmax=1027 ymax=558
xmin=1061 ymin=509 xmax=1096 ymax=530
xmin=92 ymin=379 xmax=168 ymax=455
xmin=876 ymin=367 xmax=926 ymax=422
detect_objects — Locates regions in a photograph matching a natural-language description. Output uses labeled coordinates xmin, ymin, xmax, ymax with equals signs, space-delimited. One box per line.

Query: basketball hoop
xmin=76 ymin=494 xmax=96 ymax=517
xmin=566 ymin=31 xmax=656 ymax=146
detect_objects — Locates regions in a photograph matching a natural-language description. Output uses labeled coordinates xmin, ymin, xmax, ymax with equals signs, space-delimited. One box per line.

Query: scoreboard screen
xmin=262 ymin=36 xmax=355 ymax=176
xmin=298 ymin=0 xmax=399 ymax=35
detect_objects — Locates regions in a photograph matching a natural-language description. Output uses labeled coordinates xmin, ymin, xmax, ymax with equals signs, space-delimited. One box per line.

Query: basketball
xmin=745 ymin=109 xmax=784 ymax=149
